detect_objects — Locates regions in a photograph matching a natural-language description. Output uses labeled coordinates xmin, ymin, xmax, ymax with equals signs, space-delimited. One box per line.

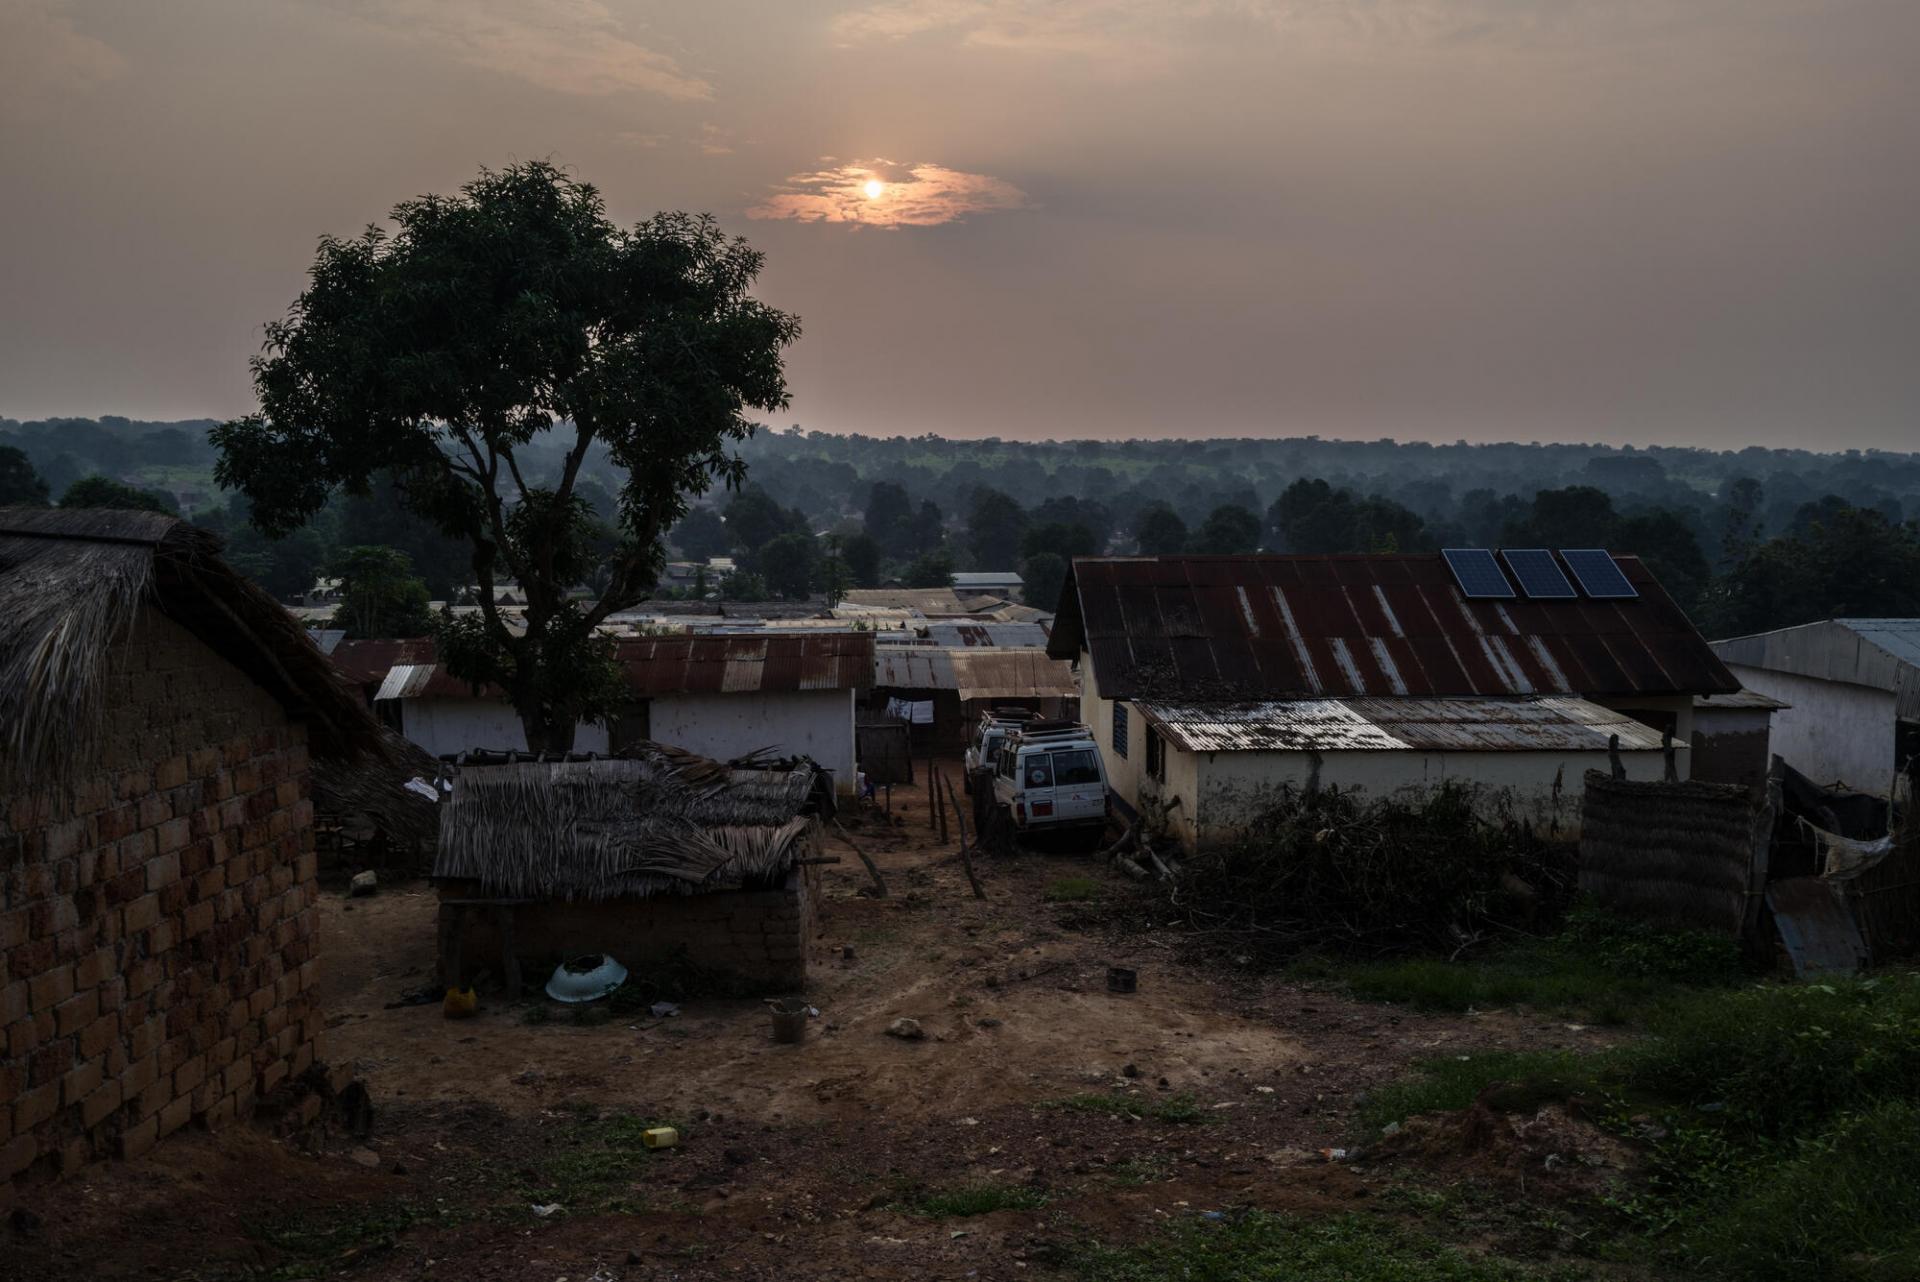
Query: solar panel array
xmin=1442 ymin=548 xmax=1515 ymax=599
xmin=1500 ymin=548 xmax=1577 ymax=600
xmin=1561 ymin=548 xmax=1639 ymax=599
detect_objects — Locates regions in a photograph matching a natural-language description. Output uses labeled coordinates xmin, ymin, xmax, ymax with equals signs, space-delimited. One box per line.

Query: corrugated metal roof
xmin=1135 ymin=696 xmax=1673 ymax=754
xmin=924 ymin=621 xmax=1051 ymax=648
xmin=952 ymin=572 xmax=1022 ymax=588
xmin=872 ymin=647 xmax=1077 ymax=699
xmin=1712 ymin=618 xmax=1920 ymax=718
xmin=1050 ymin=554 xmax=1737 ymax=701
xmin=1694 ymin=689 xmax=1791 ymax=711
xmin=842 ymin=588 xmax=1003 ymax=616
xmin=355 ymin=633 xmax=874 ymax=701
xmin=951 ymin=650 xmax=1078 ymax=701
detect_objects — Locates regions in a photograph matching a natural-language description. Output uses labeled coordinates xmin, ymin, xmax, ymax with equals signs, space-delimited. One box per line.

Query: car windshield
xmin=1051 ymin=749 xmax=1100 ymax=785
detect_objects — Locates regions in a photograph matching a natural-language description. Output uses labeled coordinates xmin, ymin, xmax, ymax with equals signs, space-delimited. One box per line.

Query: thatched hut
xmin=0 ymin=507 xmax=381 ymax=1186
xmin=431 ymin=744 xmax=825 ymax=993
xmin=310 ymin=726 xmax=443 ymax=873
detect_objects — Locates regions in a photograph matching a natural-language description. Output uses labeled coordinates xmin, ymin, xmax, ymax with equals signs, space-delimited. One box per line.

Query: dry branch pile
xmin=1168 ymin=781 xmax=1574 ymax=957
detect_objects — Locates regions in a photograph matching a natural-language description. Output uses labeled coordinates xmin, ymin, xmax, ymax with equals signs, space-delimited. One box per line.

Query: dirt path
xmin=9 ymin=768 xmax=1615 ymax=1280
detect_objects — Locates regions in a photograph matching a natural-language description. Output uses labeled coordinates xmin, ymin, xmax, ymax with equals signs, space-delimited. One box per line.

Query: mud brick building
xmin=1 ymin=508 xmax=380 ymax=1188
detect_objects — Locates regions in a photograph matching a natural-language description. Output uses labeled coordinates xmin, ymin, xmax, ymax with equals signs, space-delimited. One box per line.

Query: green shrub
xmin=1683 ymin=1100 xmax=1920 ymax=1280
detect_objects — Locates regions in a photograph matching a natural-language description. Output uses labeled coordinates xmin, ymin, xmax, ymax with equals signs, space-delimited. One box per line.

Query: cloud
xmin=830 ymin=0 xmax=1787 ymax=63
xmin=749 ymin=159 xmax=1027 ymax=228
xmin=696 ymin=122 xmax=735 ymax=156
xmin=0 ymin=2 xmax=125 ymax=105
xmin=329 ymin=0 xmax=711 ymax=99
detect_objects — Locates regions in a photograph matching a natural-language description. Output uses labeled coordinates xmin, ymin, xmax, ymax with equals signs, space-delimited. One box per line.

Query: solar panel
xmin=1499 ymin=548 xmax=1577 ymax=600
xmin=1442 ymin=548 xmax=1515 ymax=599
xmin=1560 ymin=548 xmax=1639 ymax=599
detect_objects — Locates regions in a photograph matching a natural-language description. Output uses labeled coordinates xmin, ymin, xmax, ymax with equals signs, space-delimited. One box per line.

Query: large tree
xmin=967 ymin=488 xmax=1029 ymax=568
xmin=330 ymin=545 xmax=435 ymax=639
xmin=213 ymin=162 xmax=799 ymax=750
xmin=1133 ymin=504 xmax=1187 ymax=555
xmin=0 ymin=445 xmax=49 ymax=505
xmin=1191 ymin=503 xmax=1262 ymax=554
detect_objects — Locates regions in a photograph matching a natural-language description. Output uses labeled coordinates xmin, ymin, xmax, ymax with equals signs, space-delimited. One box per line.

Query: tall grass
xmin=1356 ymin=972 xmax=1920 ymax=1279
xmin=1325 ymin=902 xmax=1746 ymax=1021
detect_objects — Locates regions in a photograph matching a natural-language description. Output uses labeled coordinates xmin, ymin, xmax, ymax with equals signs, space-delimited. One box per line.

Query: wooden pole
xmin=936 ymin=770 xmax=950 ymax=845
xmin=831 ymin=819 xmax=889 ymax=898
xmin=942 ymin=773 xmax=985 ymax=899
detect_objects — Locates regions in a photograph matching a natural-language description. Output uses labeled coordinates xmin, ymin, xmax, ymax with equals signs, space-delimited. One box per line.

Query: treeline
xmin=7 ymin=417 xmax=1920 ymax=636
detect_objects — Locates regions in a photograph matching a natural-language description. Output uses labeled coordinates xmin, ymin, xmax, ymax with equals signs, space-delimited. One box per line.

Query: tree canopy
xmin=1134 ymin=505 xmax=1187 ymax=555
xmin=330 ymin=545 xmax=435 ymax=640
xmin=0 ymin=445 xmax=49 ymax=505
xmin=59 ymin=475 xmax=179 ymax=514
xmin=212 ymin=161 xmax=798 ymax=750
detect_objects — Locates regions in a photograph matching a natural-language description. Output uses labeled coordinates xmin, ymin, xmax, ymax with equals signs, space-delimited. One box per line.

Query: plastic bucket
xmin=769 ymin=999 xmax=809 ymax=1044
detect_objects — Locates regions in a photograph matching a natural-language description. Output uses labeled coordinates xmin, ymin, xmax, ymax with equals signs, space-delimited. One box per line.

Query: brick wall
xmin=440 ymin=863 xmax=819 ymax=992
xmin=2 ymin=605 xmax=326 ymax=1186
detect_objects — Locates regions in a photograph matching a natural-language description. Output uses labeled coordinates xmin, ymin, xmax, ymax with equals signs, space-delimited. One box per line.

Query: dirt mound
xmin=1370 ymin=1092 xmax=1638 ymax=1196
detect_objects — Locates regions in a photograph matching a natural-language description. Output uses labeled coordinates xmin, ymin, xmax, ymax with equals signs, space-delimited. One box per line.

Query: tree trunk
xmin=517 ymin=701 xmax=579 ymax=756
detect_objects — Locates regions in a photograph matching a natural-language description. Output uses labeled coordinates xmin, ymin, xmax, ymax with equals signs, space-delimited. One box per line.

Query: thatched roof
xmin=310 ymin=726 xmax=442 ymax=850
xmin=433 ymin=742 xmax=819 ymax=901
xmin=0 ymin=507 xmax=383 ymax=784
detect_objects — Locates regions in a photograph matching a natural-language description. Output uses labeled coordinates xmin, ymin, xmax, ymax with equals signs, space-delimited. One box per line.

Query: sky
xmin=2 ymin=1 xmax=1916 ymax=448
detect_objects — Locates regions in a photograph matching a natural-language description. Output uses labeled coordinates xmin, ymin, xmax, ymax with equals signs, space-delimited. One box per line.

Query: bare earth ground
xmin=9 ymin=768 xmax=1627 ymax=1281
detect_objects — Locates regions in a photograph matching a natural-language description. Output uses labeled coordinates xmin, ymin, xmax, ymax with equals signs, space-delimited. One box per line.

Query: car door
xmin=1019 ymin=750 xmax=1057 ymax=824
xmin=1048 ymin=748 xmax=1106 ymax=823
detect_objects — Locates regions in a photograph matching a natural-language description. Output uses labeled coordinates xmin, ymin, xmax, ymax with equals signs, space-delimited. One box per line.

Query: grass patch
xmin=903 ymin=1181 xmax=1049 ymax=1217
xmin=1356 ymin=1050 xmax=1601 ymax=1135
xmin=243 ymin=1202 xmax=437 ymax=1279
xmin=511 ymin=1113 xmax=672 ymax=1214
xmin=1044 ymin=1091 xmax=1209 ymax=1124
xmin=1321 ymin=903 xmax=1745 ymax=1022
xmin=1071 ymin=1210 xmax=1578 ymax=1281
xmin=1043 ymin=875 xmax=1104 ymax=903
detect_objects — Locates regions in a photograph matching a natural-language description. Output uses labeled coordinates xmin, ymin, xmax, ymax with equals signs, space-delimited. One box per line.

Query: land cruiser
xmin=963 ymin=707 xmax=1038 ymax=793
xmin=989 ymin=720 xmax=1110 ymax=846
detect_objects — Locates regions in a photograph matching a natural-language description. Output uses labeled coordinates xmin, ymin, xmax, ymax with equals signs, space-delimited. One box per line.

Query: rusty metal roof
xmin=330 ymin=638 xmax=435 ymax=688
xmin=1050 ymin=555 xmax=1737 ymax=701
xmin=1136 ymin=696 xmax=1673 ymax=754
xmin=872 ymin=647 xmax=1077 ymax=700
xmin=349 ymin=633 xmax=874 ymax=701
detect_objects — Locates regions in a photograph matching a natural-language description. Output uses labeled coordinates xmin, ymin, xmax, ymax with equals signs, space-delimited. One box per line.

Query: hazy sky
xmin=3 ymin=1 xmax=1916 ymax=447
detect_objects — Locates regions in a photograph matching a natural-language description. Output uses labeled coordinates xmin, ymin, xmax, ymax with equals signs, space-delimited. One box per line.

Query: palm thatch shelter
xmin=432 ymin=743 xmax=827 ymax=993
xmin=311 ymin=726 xmax=443 ymax=873
xmin=0 ymin=507 xmax=381 ymax=1186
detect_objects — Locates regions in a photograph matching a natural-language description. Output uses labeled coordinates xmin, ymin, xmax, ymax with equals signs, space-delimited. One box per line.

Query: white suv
xmin=964 ymin=708 xmax=1037 ymax=794
xmin=990 ymin=721 xmax=1110 ymax=846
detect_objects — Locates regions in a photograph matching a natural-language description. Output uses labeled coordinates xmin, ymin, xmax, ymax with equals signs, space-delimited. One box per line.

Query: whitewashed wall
xmin=651 ymin=689 xmax=857 ymax=794
xmin=397 ymin=696 xmax=611 ymax=758
xmin=393 ymin=689 xmax=855 ymax=792
xmin=1726 ymin=663 xmax=1898 ymax=795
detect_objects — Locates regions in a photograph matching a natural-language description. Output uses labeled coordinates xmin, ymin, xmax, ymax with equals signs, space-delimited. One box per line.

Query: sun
xmin=863 ymin=178 xmax=886 ymax=200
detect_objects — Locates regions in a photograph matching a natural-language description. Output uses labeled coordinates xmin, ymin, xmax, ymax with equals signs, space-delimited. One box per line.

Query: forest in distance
xmin=4 ymin=414 xmax=1920 ymax=641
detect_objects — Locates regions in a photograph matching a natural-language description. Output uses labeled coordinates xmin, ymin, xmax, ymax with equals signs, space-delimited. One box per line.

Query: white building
xmin=338 ymin=633 xmax=874 ymax=793
xmin=1711 ymin=619 xmax=1920 ymax=796
xmin=1048 ymin=553 xmax=1742 ymax=850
